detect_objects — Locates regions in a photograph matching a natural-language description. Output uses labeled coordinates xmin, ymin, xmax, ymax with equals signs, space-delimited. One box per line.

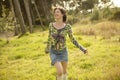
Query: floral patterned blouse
xmin=46 ymin=22 xmax=86 ymax=52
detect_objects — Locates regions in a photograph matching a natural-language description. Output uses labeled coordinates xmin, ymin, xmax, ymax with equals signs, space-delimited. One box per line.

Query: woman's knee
xmin=57 ymin=69 xmax=63 ymax=76
xmin=61 ymin=62 xmax=67 ymax=74
xmin=63 ymin=69 xmax=67 ymax=74
xmin=54 ymin=62 xmax=63 ymax=76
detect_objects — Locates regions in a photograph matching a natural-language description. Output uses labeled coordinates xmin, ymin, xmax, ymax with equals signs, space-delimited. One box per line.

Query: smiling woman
xmin=45 ymin=7 xmax=87 ymax=80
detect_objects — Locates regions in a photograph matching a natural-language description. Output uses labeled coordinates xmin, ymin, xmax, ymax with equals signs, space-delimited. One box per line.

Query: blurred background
xmin=0 ymin=0 xmax=120 ymax=35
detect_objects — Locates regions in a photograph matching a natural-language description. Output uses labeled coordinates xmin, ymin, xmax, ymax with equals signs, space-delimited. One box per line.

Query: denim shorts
xmin=50 ymin=47 xmax=68 ymax=65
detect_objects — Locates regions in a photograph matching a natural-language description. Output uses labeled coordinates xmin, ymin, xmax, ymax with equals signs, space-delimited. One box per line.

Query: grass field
xmin=0 ymin=21 xmax=120 ymax=80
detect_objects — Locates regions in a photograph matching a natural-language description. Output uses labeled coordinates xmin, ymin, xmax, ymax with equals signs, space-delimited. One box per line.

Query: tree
xmin=0 ymin=2 xmax=2 ymax=17
xmin=81 ymin=0 xmax=99 ymax=10
xmin=101 ymin=0 xmax=111 ymax=3
xmin=9 ymin=0 xmax=19 ymax=36
xmin=31 ymin=0 xmax=44 ymax=29
xmin=23 ymin=0 xmax=33 ymax=33
xmin=12 ymin=0 xmax=26 ymax=34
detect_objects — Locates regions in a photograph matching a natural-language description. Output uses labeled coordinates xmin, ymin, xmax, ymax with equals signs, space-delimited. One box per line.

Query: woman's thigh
xmin=54 ymin=62 xmax=63 ymax=75
xmin=61 ymin=61 xmax=68 ymax=74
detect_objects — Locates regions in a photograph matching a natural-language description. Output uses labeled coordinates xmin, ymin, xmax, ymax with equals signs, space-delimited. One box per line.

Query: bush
xmin=74 ymin=25 xmax=96 ymax=36
xmin=67 ymin=15 xmax=79 ymax=24
xmin=96 ymin=21 xmax=120 ymax=39
xmin=102 ymin=8 xmax=112 ymax=19
xmin=80 ymin=27 xmax=96 ymax=35
xmin=90 ymin=10 xmax=99 ymax=21
xmin=110 ymin=11 xmax=120 ymax=20
xmin=80 ymin=18 xmax=90 ymax=24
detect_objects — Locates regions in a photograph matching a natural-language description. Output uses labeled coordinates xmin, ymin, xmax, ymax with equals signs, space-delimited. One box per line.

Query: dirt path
xmin=0 ymin=31 xmax=14 ymax=39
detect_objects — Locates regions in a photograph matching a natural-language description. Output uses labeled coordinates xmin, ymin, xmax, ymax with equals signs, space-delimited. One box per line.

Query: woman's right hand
xmin=83 ymin=48 xmax=88 ymax=54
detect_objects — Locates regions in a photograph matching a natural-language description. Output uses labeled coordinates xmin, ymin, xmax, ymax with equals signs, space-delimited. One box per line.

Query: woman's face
xmin=54 ymin=9 xmax=63 ymax=20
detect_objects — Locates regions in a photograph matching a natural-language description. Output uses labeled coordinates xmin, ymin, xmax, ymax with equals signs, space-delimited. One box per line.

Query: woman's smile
xmin=54 ymin=9 xmax=63 ymax=19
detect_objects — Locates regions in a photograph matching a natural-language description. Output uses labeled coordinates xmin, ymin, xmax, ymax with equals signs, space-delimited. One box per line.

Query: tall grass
xmin=73 ymin=21 xmax=120 ymax=39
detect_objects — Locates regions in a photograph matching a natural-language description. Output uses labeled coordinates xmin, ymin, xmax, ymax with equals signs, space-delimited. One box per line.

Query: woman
xmin=45 ymin=7 xmax=87 ymax=80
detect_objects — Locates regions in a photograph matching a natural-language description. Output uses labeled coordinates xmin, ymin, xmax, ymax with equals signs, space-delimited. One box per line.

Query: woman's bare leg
xmin=54 ymin=62 xmax=63 ymax=80
xmin=61 ymin=61 xmax=68 ymax=80
xmin=61 ymin=61 xmax=67 ymax=74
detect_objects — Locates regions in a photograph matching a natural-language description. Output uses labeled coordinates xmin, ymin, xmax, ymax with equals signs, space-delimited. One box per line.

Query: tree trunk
xmin=9 ymin=0 xmax=19 ymax=36
xmin=0 ymin=2 xmax=2 ymax=17
xmin=41 ymin=0 xmax=48 ymax=19
xmin=23 ymin=0 xmax=33 ymax=33
xmin=29 ymin=1 xmax=35 ymax=25
xmin=13 ymin=0 xmax=26 ymax=34
xmin=32 ymin=0 xmax=44 ymax=29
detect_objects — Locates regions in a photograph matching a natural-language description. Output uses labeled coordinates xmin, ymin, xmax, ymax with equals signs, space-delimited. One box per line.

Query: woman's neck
xmin=55 ymin=18 xmax=63 ymax=25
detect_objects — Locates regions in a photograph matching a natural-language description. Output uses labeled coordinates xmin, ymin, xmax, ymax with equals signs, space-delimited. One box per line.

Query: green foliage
xmin=110 ymin=11 xmax=120 ymax=20
xmin=101 ymin=0 xmax=111 ymax=3
xmin=90 ymin=8 xmax=120 ymax=21
xmin=81 ymin=0 xmax=95 ymax=10
xmin=102 ymin=8 xmax=112 ymax=19
xmin=90 ymin=10 xmax=99 ymax=21
xmin=67 ymin=14 xmax=79 ymax=24
xmin=0 ymin=5 xmax=14 ymax=32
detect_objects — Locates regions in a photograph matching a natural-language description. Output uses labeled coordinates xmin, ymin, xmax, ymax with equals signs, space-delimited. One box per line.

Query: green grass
xmin=0 ymin=21 xmax=120 ymax=80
